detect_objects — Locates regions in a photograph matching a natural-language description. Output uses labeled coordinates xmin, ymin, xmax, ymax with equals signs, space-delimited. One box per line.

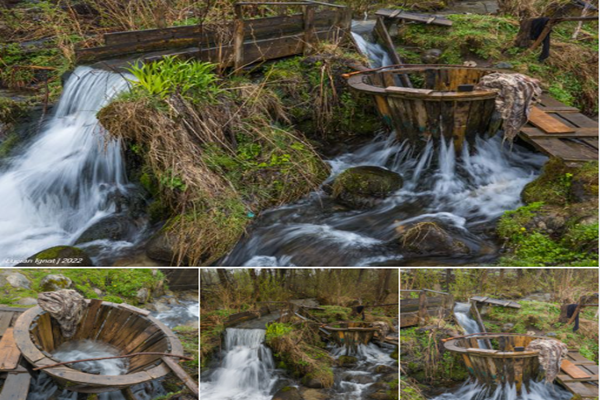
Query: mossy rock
xmin=397 ymin=221 xmax=470 ymax=256
xmin=40 ymin=274 xmax=72 ymax=291
xmin=18 ymin=246 xmax=93 ymax=266
xmin=332 ymin=166 xmax=403 ymax=209
xmin=272 ymin=386 xmax=302 ymax=400
xmin=522 ymin=158 xmax=598 ymax=206
xmin=338 ymin=355 xmax=358 ymax=367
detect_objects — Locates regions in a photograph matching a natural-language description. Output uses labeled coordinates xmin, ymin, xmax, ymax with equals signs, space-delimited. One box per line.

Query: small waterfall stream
xmin=222 ymin=23 xmax=546 ymax=266
xmin=0 ymin=67 xmax=142 ymax=265
xmin=454 ymin=302 xmax=487 ymax=349
xmin=200 ymin=328 xmax=278 ymax=400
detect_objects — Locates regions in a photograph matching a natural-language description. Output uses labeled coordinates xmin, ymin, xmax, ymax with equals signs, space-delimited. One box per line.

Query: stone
xmin=75 ymin=214 xmax=138 ymax=245
xmin=17 ymin=297 xmax=37 ymax=306
xmin=93 ymin=288 xmax=103 ymax=296
xmin=344 ymin=374 xmax=374 ymax=384
xmin=338 ymin=355 xmax=358 ymax=367
xmin=502 ymin=323 xmax=514 ymax=331
xmin=369 ymin=391 xmax=393 ymax=400
xmin=302 ymin=377 xmax=326 ymax=389
xmin=494 ymin=62 xmax=513 ymax=69
xmin=272 ymin=386 xmax=303 ymax=400
xmin=7 ymin=272 xmax=30 ymax=289
xmin=374 ymin=365 xmax=395 ymax=374
xmin=146 ymin=231 xmax=188 ymax=265
xmin=136 ymin=288 xmax=150 ymax=304
xmin=332 ymin=166 xmax=403 ymax=209
xmin=17 ymin=246 xmax=93 ymax=266
xmin=546 ymin=332 xmax=557 ymax=337
xmin=396 ymin=222 xmax=470 ymax=256
xmin=421 ymin=49 xmax=442 ymax=64
xmin=300 ymin=388 xmax=330 ymax=400
xmin=40 ymin=274 xmax=72 ymax=292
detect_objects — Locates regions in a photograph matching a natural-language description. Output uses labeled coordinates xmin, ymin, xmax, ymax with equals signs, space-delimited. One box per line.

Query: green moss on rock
xmin=332 ymin=166 xmax=403 ymax=209
xmin=18 ymin=246 xmax=93 ymax=266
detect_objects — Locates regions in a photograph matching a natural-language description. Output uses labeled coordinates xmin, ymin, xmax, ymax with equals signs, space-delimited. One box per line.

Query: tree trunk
xmin=357 ymin=269 xmax=366 ymax=285
xmin=515 ymin=18 xmax=533 ymax=47
xmin=377 ymin=270 xmax=393 ymax=304
xmin=249 ymin=269 xmax=260 ymax=302
xmin=217 ymin=269 xmax=231 ymax=289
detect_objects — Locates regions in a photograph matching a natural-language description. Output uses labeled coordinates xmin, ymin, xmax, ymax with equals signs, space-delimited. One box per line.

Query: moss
xmin=103 ymin=295 xmax=123 ymax=304
xmin=0 ymin=132 xmax=22 ymax=158
xmin=522 ymin=158 xmax=572 ymax=206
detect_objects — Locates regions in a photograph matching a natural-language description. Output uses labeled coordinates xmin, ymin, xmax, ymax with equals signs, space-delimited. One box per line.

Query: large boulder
xmin=396 ymin=221 xmax=470 ymax=256
xmin=332 ymin=166 xmax=403 ymax=209
xmin=300 ymin=388 xmax=330 ymax=400
xmin=75 ymin=215 xmax=138 ymax=245
xmin=146 ymin=230 xmax=187 ymax=265
xmin=17 ymin=246 xmax=93 ymax=266
xmin=40 ymin=274 xmax=72 ymax=292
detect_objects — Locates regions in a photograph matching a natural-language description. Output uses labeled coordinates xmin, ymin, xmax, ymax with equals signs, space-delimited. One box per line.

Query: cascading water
xmin=153 ymin=301 xmax=200 ymax=328
xmin=431 ymin=380 xmax=573 ymax=400
xmin=454 ymin=302 xmax=487 ymax=349
xmin=222 ymin=25 xmax=546 ymax=267
xmin=331 ymin=343 xmax=397 ymax=399
xmin=200 ymin=328 xmax=278 ymax=400
xmin=0 ymin=67 xmax=141 ymax=265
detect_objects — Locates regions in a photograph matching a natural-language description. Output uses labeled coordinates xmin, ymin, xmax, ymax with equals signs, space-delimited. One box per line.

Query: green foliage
xmin=126 ymin=56 xmax=220 ymax=102
xmin=497 ymin=202 xmax=545 ymax=241
xmin=265 ymin=323 xmax=293 ymax=342
xmin=103 ymin=295 xmax=123 ymax=304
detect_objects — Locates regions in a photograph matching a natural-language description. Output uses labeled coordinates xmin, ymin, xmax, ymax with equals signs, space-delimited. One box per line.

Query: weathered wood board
xmin=555 ymin=350 xmax=599 ymax=399
xmin=529 ymin=107 xmax=576 ymax=134
xmin=375 ymin=9 xmax=453 ymax=26
xmin=470 ymin=296 xmax=521 ymax=308
xmin=0 ymin=370 xmax=31 ymax=400
xmin=0 ymin=329 xmax=21 ymax=371
xmin=562 ymin=359 xmax=592 ymax=379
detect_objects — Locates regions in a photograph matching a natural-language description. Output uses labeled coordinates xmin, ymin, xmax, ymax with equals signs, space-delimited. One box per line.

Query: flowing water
xmin=0 ymin=67 xmax=143 ymax=266
xmin=454 ymin=302 xmax=487 ymax=349
xmin=431 ymin=380 xmax=573 ymax=400
xmin=27 ymin=339 xmax=168 ymax=400
xmin=200 ymin=328 xmax=278 ymax=400
xmin=222 ymin=26 xmax=546 ymax=267
xmin=153 ymin=300 xmax=200 ymax=328
xmin=331 ymin=343 xmax=397 ymax=399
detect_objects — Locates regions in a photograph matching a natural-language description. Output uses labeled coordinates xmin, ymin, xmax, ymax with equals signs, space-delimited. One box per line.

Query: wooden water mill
xmin=444 ymin=333 xmax=547 ymax=393
xmin=324 ymin=322 xmax=380 ymax=351
xmin=13 ymin=299 xmax=186 ymax=393
xmin=346 ymin=65 xmax=507 ymax=151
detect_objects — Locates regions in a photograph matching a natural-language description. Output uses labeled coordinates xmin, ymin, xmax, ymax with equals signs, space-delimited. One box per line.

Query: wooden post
xmin=470 ymin=301 xmax=493 ymax=348
xmin=233 ymin=3 xmax=245 ymax=74
xmin=303 ymin=4 xmax=316 ymax=54
xmin=373 ymin=16 xmax=412 ymax=87
xmin=418 ymin=290 xmax=428 ymax=326
xmin=334 ymin=6 xmax=352 ymax=43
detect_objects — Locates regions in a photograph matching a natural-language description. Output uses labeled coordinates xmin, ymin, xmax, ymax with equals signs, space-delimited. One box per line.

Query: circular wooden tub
xmin=346 ymin=65 xmax=507 ymax=150
xmin=444 ymin=334 xmax=546 ymax=392
xmin=325 ymin=322 xmax=380 ymax=348
xmin=14 ymin=300 xmax=184 ymax=393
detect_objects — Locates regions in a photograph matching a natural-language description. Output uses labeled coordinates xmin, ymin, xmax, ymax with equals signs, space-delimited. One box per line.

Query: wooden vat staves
xmin=444 ymin=334 xmax=547 ymax=393
xmin=13 ymin=300 xmax=185 ymax=393
xmin=346 ymin=65 xmax=508 ymax=152
xmin=324 ymin=322 xmax=379 ymax=351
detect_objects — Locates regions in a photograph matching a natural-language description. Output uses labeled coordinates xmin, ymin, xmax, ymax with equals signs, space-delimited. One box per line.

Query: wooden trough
xmin=13 ymin=300 xmax=184 ymax=393
xmin=346 ymin=65 xmax=505 ymax=151
xmin=444 ymin=334 xmax=547 ymax=393
xmin=324 ymin=322 xmax=380 ymax=351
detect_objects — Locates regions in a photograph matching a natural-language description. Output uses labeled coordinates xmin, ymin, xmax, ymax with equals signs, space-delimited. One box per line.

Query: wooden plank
xmin=558 ymin=113 xmax=599 ymax=128
xmin=567 ymin=352 xmax=598 ymax=365
xmin=529 ymin=107 xmax=576 ymax=134
xmin=0 ymin=329 xmax=21 ymax=371
xmin=526 ymin=137 xmax=598 ymax=161
xmin=0 ymin=307 xmax=27 ymax=313
xmin=559 ymin=380 xmax=598 ymax=398
xmin=561 ymin=359 xmax=592 ymax=379
xmin=161 ymin=357 xmax=199 ymax=396
xmin=556 ymin=373 xmax=599 ymax=382
xmin=0 ymin=313 xmax=14 ymax=338
xmin=375 ymin=9 xmax=453 ymax=26
xmin=0 ymin=372 xmax=31 ymax=400
xmin=580 ymin=364 xmax=599 ymax=375
xmin=582 ymin=138 xmax=599 ymax=149
xmin=521 ymin=126 xmax=598 ymax=138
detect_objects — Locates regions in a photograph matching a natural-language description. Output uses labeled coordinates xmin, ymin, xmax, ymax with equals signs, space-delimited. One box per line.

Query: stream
xmin=221 ymin=25 xmax=546 ymax=267
xmin=200 ymin=327 xmax=397 ymax=399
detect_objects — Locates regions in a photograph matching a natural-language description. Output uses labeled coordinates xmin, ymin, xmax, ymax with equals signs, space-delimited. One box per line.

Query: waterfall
xmin=0 ymin=67 xmax=133 ymax=264
xmin=200 ymin=328 xmax=277 ymax=400
xmin=351 ymin=30 xmax=393 ymax=68
xmin=454 ymin=302 xmax=488 ymax=349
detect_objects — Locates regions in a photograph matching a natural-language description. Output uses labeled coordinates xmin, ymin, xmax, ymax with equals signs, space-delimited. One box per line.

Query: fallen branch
xmin=33 ymin=352 xmax=193 ymax=371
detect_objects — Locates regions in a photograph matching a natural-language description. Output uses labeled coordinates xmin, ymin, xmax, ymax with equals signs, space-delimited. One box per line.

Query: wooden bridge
xmin=0 ymin=306 xmax=30 ymax=400
xmin=76 ymin=1 xmax=351 ymax=70
xmin=518 ymin=94 xmax=598 ymax=163
xmin=556 ymin=349 xmax=599 ymax=399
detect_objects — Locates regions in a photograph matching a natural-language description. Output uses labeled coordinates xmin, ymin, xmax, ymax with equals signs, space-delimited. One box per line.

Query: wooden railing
xmin=400 ymin=289 xmax=454 ymax=327
xmin=75 ymin=1 xmax=351 ymax=67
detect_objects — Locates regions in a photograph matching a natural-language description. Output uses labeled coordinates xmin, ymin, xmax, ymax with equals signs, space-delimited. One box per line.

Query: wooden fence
xmin=400 ymin=289 xmax=454 ymax=328
xmin=75 ymin=1 xmax=352 ymax=69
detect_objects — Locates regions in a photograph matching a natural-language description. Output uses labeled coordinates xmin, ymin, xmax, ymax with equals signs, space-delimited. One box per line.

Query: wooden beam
xmin=233 ymin=4 xmax=245 ymax=74
xmin=161 ymin=356 xmax=199 ymax=397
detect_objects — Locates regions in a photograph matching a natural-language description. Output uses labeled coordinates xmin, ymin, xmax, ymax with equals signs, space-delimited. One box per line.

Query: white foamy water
xmin=0 ymin=67 xmax=132 ymax=264
xmin=153 ymin=301 xmax=199 ymax=328
xmin=200 ymin=328 xmax=277 ymax=400
xmin=52 ymin=339 xmax=128 ymax=375
xmin=432 ymin=380 xmax=573 ymax=400
xmin=454 ymin=302 xmax=488 ymax=349
xmin=351 ymin=31 xmax=393 ymax=68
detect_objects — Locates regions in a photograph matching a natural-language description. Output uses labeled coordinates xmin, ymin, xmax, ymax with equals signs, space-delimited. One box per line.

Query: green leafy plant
xmin=126 ymin=56 xmax=220 ymax=101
